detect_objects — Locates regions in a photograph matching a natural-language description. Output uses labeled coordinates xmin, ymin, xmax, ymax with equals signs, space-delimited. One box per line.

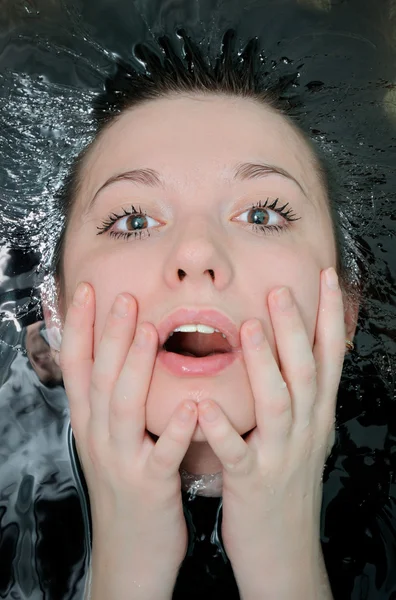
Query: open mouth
xmin=163 ymin=329 xmax=233 ymax=358
xmin=157 ymin=313 xmax=240 ymax=376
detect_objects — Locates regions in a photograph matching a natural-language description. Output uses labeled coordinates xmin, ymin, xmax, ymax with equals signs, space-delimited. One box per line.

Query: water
xmin=0 ymin=0 xmax=395 ymax=598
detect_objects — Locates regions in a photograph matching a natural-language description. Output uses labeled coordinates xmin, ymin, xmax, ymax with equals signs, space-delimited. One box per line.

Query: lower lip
xmin=157 ymin=349 xmax=238 ymax=376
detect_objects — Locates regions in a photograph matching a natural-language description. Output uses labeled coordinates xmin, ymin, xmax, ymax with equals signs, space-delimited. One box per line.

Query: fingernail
xmin=324 ymin=267 xmax=339 ymax=291
xmin=133 ymin=324 xmax=151 ymax=349
xmin=178 ymin=401 xmax=196 ymax=423
xmin=111 ymin=294 xmax=130 ymax=318
xmin=73 ymin=283 xmax=89 ymax=307
xmin=200 ymin=400 xmax=218 ymax=422
xmin=274 ymin=287 xmax=293 ymax=311
xmin=247 ymin=319 xmax=264 ymax=347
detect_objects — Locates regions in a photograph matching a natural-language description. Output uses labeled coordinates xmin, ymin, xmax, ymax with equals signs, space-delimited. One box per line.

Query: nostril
xmin=177 ymin=269 xmax=215 ymax=281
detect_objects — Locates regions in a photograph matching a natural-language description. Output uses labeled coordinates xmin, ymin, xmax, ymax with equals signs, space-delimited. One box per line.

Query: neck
xmin=181 ymin=441 xmax=222 ymax=474
xmin=180 ymin=442 xmax=223 ymax=498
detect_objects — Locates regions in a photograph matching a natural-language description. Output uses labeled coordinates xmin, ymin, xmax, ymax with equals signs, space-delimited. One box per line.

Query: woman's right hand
xmin=59 ymin=282 xmax=197 ymax=600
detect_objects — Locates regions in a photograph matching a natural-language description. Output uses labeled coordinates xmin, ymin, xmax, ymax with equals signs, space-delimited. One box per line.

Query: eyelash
xmin=236 ymin=198 xmax=300 ymax=236
xmin=96 ymin=198 xmax=301 ymax=241
xmin=96 ymin=205 xmax=154 ymax=240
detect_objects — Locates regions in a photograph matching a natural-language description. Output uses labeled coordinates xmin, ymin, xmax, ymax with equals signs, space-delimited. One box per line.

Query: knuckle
xmin=59 ymin=354 xmax=91 ymax=378
xmin=123 ymin=346 xmax=144 ymax=372
xmin=167 ymin=422 xmax=189 ymax=445
xmin=211 ymin=422 xmax=230 ymax=443
xmin=151 ymin=448 xmax=174 ymax=473
xmin=297 ymin=359 xmax=317 ymax=386
xmin=228 ymin=448 xmax=249 ymax=470
xmin=90 ymin=369 xmax=115 ymax=396
xmin=109 ymin=396 xmax=133 ymax=420
xmin=267 ymin=393 xmax=291 ymax=418
xmin=102 ymin=321 xmax=127 ymax=342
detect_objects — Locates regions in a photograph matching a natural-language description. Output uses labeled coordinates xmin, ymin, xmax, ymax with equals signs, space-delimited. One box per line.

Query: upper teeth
xmin=170 ymin=324 xmax=226 ymax=338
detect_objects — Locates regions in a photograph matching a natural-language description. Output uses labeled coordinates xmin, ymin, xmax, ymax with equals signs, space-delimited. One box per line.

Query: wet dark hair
xmin=52 ymin=29 xmax=362 ymax=308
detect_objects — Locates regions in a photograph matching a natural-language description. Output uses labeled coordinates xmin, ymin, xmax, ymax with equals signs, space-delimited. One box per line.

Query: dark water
xmin=0 ymin=1 xmax=395 ymax=598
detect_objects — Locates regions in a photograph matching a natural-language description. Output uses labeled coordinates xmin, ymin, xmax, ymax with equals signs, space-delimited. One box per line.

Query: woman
xmin=40 ymin=31 xmax=361 ymax=599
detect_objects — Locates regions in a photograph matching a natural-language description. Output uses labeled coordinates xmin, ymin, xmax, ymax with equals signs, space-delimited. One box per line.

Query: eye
xmin=232 ymin=198 xmax=300 ymax=234
xmin=235 ymin=205 xmax=281 ymax=227
xmin=96 ymin=205 xmax=161 ymax=240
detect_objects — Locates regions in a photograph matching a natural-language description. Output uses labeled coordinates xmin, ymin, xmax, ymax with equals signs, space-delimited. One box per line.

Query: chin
xmin=191 ymin=423 xmax=212 ymax=442
xmin=145 ymin=358 xmax=256 ymax=439
xmin=146 ymin=424 xmax=207 ymax=443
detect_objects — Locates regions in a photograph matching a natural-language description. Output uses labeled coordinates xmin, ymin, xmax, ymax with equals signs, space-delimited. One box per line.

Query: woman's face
xmin=56 ymin=95 xmax=340 ymax=441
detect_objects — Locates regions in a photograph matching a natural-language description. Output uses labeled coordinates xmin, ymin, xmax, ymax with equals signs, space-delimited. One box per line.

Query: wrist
xmin=230 ymin=541 xmax=333 ymax=600
xmin=89 ymin=548 xmax=179 ymax=600
xmin=88 ymin=512 xmax=187 ymax=598
xmin=89 ymin=527 xmax=185 ymax=600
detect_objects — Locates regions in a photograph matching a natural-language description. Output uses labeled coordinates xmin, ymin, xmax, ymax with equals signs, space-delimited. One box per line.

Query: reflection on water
xmin=0 ymin=336 xmax=87 ymax=598
xmin=0 ymin=0 xmax=395 ymax=598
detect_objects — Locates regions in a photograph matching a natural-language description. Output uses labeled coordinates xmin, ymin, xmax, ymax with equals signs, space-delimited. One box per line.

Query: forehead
xmin=82 ymin=94 xmax=320 ymax=200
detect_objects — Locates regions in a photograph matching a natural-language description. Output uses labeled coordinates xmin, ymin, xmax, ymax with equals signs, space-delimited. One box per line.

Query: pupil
xmin=128 ymin=214 xmax=147 ymax=230
xmin=248 ymin=208 xmax=268 ymax=225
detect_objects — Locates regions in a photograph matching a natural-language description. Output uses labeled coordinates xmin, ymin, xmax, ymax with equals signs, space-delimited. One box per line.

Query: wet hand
xmin=197 ymin=268 xmax=345 ymax=598
xmin=59 ymin=283 xmax=198 ymax=599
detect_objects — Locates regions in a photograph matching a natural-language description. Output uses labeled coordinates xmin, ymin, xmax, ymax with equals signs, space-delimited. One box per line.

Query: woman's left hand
xmin=197 ymin=267 xmax=345 ymax=600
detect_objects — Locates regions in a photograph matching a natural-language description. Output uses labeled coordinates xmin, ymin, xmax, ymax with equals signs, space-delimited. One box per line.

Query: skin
xmin=42 ymin=94 xmax=358 ymax=598
xmin=44 ymin=94 xmax=356 ymax=473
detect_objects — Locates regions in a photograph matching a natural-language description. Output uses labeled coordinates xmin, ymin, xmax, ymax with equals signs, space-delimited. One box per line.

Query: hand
xmin=197 ymin=268 xmax=345 ymax=599
xmin=59 ymin=283 xmax=198 ymax=600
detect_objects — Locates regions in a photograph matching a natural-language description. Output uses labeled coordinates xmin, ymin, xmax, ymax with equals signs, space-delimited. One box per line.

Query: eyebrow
xmin=233 ymin=162 xmax=308 ymax=197
xmin=85 ymin=161 xmax=308 ymax=214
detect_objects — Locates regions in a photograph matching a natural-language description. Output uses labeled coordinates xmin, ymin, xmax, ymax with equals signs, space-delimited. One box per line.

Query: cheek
xmin=63 ymin=248 xmax=156 ymax=352
xmin=241 ymin=247 xmax=321 ymax=345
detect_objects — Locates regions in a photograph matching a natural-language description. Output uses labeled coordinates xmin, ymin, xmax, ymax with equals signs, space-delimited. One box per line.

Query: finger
xmin=241 ymin=318 xmax=292 ymax=441
xmin=89 ymin=294 xmax=137 ymax=441
xmin=268 ymin=286 xmax=317 ymax=429
xmin=198 ymin=400 xmax=254 ymax=477
xmin=60 ymin=282 xmax=94 ymax=436
xmin=313 ymin=268 xmax=345 ymax=424
xmin=109 ymin=322 xmax=158 ymax=451
xmin=146 ymin=400 xmax=198 ymax=479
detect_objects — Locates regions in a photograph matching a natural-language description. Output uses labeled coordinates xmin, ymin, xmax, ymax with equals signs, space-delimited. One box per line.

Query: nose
xmin=163 ymin=219 xmax=234 ymax=290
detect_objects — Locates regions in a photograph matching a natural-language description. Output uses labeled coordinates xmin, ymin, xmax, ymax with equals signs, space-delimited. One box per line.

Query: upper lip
xmin=157 ymin=308 xmax=240 ymax=349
